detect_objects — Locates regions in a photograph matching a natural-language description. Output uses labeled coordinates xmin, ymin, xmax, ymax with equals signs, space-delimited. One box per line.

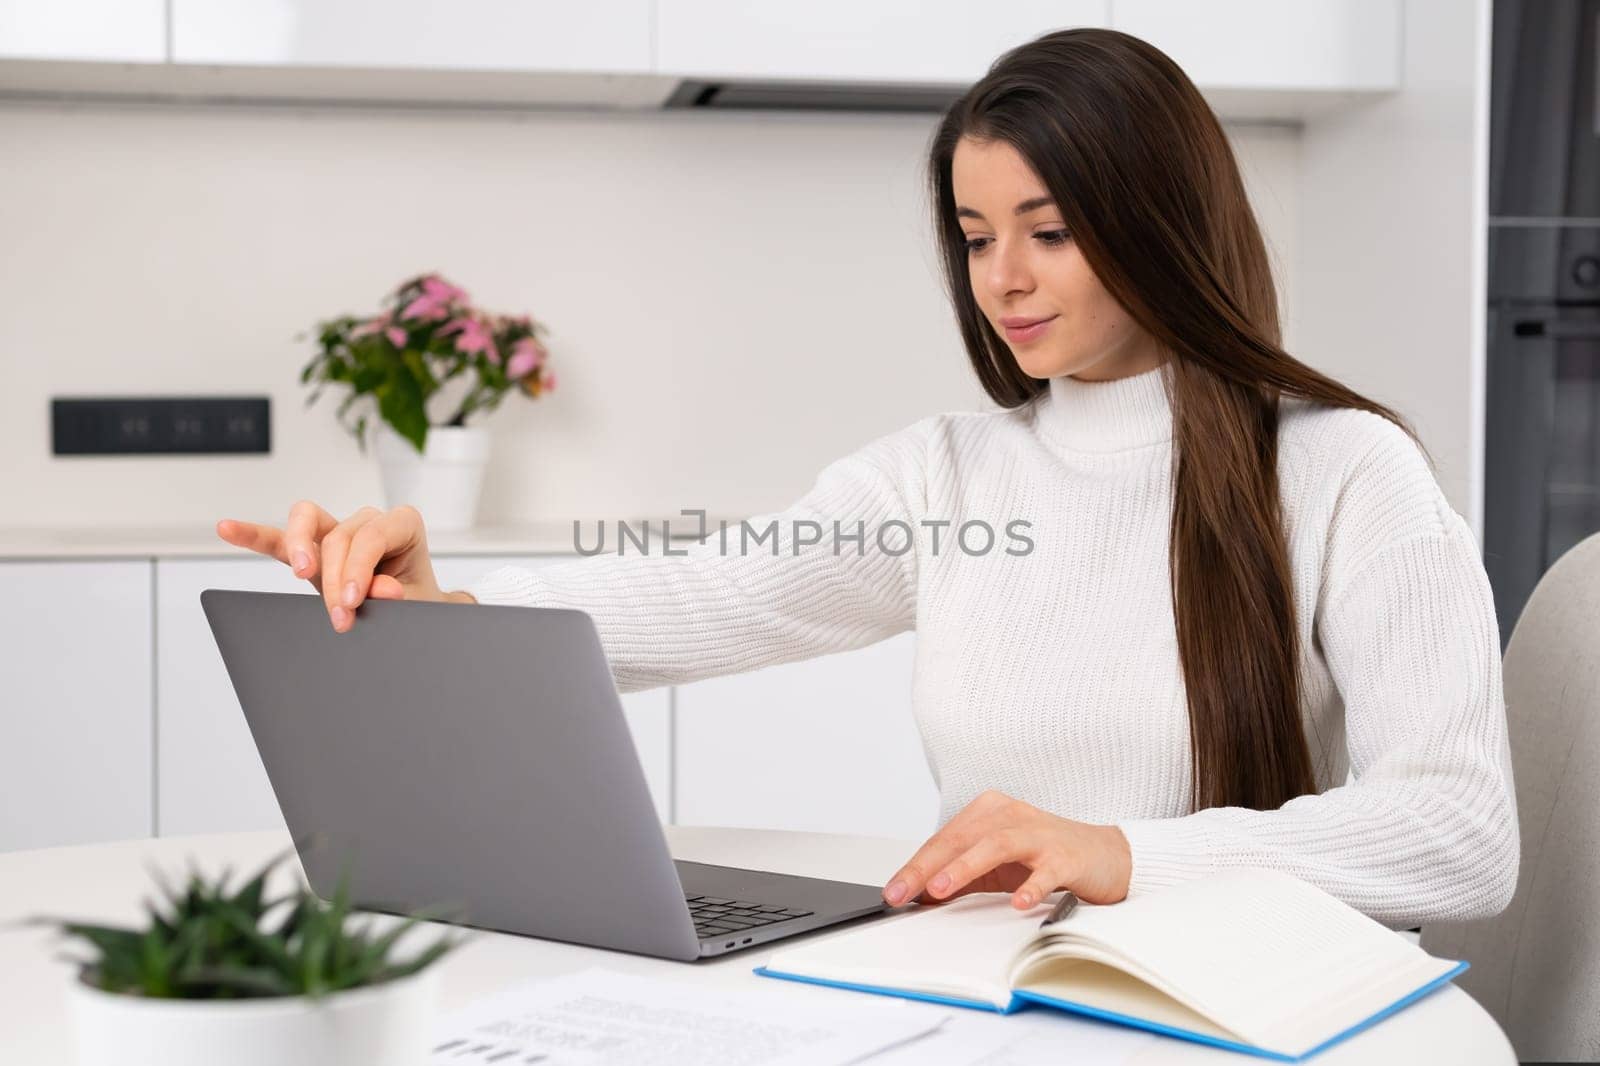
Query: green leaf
xmin=376 ymin=372 xmax=428 ymax=453
xmin=299 ymin=904 xmax=329 ymax=997
xmin=216 ymin=903 xmax=295 ymax=974
xmin=139 ymin=925 xmax=173 ymax=997
xmin=375 ymin=936 xmax=457 ymax=983
xmin=36 ymin=843 xmax=455 ymax=1001
xmin=231 ymin=848 xmax=293 ymax=919
xmin=270 ymin=894 xmax=311 ymax=943
xmin=57 ymin=921 xmax=143 ymax=961
xmin=351 ymin=914 xmax=422 ymax=975
xmin=351 ymin=365 xmax=386 ymax=393
xmin=142 ymin=897 xmax=176 ymax=939
xmin=183 ymin=965 xmax=297 ymax=999
xmin=170 ymin=917 xmax=210 ymax=979
xmin=328 ymin=861 xmax=354 ymax=979
xmin=402 ymin=349 xmax=439 ymax=397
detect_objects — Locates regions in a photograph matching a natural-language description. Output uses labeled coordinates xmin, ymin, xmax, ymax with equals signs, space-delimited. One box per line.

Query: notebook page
xmin=1013 ymin=957 xmax=1241 ymax=1044
xmin=762 ymin=894 xmax=1054 ymax=1010
xmin=1010 ymin=867 xmax=1458 ymax=1052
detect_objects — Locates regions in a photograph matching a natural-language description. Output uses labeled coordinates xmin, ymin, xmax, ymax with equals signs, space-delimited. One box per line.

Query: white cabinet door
xmin=0 ymin=561 xmax=152 ymax=851
xmin=656 ymin=1 xmax=1108 ymax=84
xmin=0 ymin=0 xmax=164 ymax=62
xmin=1111 ymin=0 xmax=1400 ymax=92
xmin=156 ymin=555 xmax=670 ymax=836
xmin=171 ymin=0 xmax=653 ymax=74
xmin=674 ymin=632 xmax=936 ymax=840
xmin=155 ymin=557 xmax=305 ymax=836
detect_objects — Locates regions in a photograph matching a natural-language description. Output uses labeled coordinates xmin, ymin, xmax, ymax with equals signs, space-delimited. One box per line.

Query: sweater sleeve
xmin=460 ymin=419 xmax=930 ymax=694
xmin=1115 ymin=419 xmax=1520 ymax=928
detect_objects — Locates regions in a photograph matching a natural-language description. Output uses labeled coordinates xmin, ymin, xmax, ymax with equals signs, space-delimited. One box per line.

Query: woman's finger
xmin=940 ymin=861 xmax=1032 ymax=901
xmin=283 ymin=500 xmax=340 ymax=583
xmin=883 ymin=816 xmax=984 ymax=906
xmin=924 ymin=829 xmax=1025 ymax=901
xmin=215 ymin=519 xmax=285 ymax=562
xmin=1013 ymin=862 xmax=1072 ymax=910
xmin=216 ymin=517 xmax=325 ymax=595
xmin=883 ymin=790 xmax=1020 ymax=905
xmin=319 ymin=506 xmax=382 ymax=630
xmin=368 ymin=574 xmax=406 ymax=599
xmin=340 ymin=508 xmax=424 ymax=611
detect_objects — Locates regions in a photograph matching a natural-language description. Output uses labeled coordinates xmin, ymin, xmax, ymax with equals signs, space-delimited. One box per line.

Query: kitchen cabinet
xmin=0 ymin=0 xmax=165 ymax=62
xmin=154 ymin=555 xmax=671 ymax=836
xmin=0 ymin=561 xmax=153 ymax=851
xmin=6 ymin=544 xmax=929 ymax=850
xmin=674 ymin=631 xmax=936 ymax=840
xmin=656 ymin=1 xmax=1109 ymax=84
xmin=1111 ymin=0 xmax=1400 ymax=92
xmin=3 ymin=0 xmax=1404 ymax=120
xmin=655 ymin=0 xmax=1400 ymax=101
xmin=170 ymin=0 xmax=653 ymax=75
xmin=154 ymin=557 xmax=302 ymax=837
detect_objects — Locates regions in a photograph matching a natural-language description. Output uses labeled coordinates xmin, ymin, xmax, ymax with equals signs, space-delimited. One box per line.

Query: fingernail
xmin=929 ymin=873 xmax=950 ymax=896
xmin=343 ymin=581 xmax=358 ymax=607
xmin=884 ymin=881 xmax=907 ymax=905
xmin=1017 ymin=891 xmax=1034 ymax=907
xmin=331 ymin=606 xmax=349 ymax=630
xmin=292 ymin=550 xmax=309 ymax=573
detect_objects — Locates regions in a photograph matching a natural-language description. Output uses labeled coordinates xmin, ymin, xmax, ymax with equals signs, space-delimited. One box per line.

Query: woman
xmin=218 ymin=28 xmax=1518 ymax=928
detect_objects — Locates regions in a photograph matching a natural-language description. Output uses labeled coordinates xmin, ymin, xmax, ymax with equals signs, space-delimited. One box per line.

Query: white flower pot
xmin=373 ymin=423 xmax=490 ymax=532
xmin=69 ymin=966 xmax=438 ymax=1066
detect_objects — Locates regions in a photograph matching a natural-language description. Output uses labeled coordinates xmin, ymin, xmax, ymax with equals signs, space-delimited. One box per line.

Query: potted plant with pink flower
xmin=300 ymin=273 xmax=557 ymax=530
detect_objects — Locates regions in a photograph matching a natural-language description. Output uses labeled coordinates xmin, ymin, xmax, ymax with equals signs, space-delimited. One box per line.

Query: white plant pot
xmin=373 ymin=423 xmax=490 ymax=532
xmin=69 ymin=966 xmax=438 ymax=1066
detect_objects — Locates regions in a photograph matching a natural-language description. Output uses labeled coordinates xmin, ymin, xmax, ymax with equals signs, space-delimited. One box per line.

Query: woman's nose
xmin=983 ymin=238 xmax=1034 ymax=299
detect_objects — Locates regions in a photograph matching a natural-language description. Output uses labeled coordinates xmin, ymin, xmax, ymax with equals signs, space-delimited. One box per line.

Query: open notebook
xmin=755 ymin=867 xmax=1467 ymax=1062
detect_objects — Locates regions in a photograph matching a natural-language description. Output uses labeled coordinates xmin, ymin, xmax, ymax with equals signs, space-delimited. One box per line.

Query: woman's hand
xmin=883 ymin=790 xmax=1132 ymax=911
xmin=215 ymin=501 xmax=475 ymax=633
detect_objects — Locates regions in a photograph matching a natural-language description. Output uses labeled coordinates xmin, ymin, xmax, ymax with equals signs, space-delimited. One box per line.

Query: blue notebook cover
xmin=753 ymin=958 xmax=1469 ymax=1062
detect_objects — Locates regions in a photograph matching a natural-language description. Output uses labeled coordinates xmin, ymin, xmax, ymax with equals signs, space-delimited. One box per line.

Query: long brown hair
xmin=928 ymin=28 xmax=1428 ymax=813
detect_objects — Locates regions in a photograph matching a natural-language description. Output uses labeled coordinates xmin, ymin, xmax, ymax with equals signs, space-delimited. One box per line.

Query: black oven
xmin=1483 ymin=0 xmax=1600 ymax=645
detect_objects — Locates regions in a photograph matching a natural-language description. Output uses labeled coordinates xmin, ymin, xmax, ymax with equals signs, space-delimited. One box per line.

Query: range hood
xmin=663 ymin=78 xmax=965 ymax=114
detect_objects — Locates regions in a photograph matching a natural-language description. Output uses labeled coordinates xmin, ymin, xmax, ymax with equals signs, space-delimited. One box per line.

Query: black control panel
xmin=52 ymin=396 xmax=271 ymax=455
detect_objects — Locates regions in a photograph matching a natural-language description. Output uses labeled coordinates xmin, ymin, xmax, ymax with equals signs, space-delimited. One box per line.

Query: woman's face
xmin=952 ymin=136 xmax=1165 ymax=382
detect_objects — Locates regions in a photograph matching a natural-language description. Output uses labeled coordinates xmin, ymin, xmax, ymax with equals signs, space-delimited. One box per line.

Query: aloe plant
xmin=38 ymin=847 xmax=461 ymax=1000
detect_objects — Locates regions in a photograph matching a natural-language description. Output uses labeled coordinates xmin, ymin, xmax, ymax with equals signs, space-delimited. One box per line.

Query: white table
xmin=0 ymin=827 xmax=1514 ymax=1064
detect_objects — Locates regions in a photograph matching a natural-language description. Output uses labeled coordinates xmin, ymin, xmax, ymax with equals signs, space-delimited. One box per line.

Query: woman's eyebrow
xmin=956 ymin=196 xmax=1056 ymax=220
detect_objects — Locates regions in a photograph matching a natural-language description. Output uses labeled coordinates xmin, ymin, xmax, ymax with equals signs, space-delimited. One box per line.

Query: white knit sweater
xmin=466 ymin=362 xmax=1519 ymax=928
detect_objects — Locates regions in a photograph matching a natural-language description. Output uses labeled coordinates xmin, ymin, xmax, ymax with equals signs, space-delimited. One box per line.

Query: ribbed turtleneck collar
xmin=1033 ymin=361 xmax=1175 ymax=454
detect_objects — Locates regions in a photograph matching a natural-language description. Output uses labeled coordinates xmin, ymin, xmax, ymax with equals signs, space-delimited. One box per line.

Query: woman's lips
xmin=1003 ymin=315 xmax=1058 ymax=343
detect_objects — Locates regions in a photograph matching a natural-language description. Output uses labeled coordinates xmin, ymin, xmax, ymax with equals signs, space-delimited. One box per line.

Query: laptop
xmin=200 ymin=589 xmax=890 ymax=960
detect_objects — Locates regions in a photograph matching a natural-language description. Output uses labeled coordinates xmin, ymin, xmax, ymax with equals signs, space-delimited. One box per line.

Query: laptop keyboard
xmin=687 ymin=895 xmax=814 ymax=940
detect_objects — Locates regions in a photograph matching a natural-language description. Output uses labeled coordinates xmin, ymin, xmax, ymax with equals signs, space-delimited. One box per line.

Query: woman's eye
xmin=962 ymin=231 xmax=1071 ymax=254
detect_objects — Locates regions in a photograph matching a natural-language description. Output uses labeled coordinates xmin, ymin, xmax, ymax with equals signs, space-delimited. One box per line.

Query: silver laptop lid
xmin=200 ymin=589 xmax=701 ymax=961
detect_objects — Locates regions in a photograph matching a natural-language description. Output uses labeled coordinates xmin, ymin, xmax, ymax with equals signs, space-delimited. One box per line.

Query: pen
xmin=1039 ymin=889 xmax=1079 ymax=928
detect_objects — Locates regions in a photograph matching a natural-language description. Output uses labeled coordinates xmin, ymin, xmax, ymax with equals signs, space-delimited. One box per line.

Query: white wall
xmin=0 ymin=101 xmax=1303 ymax=529
xmin=1294 ymin=0 xmax=1489 ymax=532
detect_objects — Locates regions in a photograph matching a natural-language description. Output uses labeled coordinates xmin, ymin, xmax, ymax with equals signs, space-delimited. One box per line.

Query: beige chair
xmin=1423 ymin=531 xmax=1600 ymax=1063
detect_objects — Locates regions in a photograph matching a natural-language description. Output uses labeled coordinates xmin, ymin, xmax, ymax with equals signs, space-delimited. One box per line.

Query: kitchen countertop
xmin=0 ymin=517 xmax=733 ymax=560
